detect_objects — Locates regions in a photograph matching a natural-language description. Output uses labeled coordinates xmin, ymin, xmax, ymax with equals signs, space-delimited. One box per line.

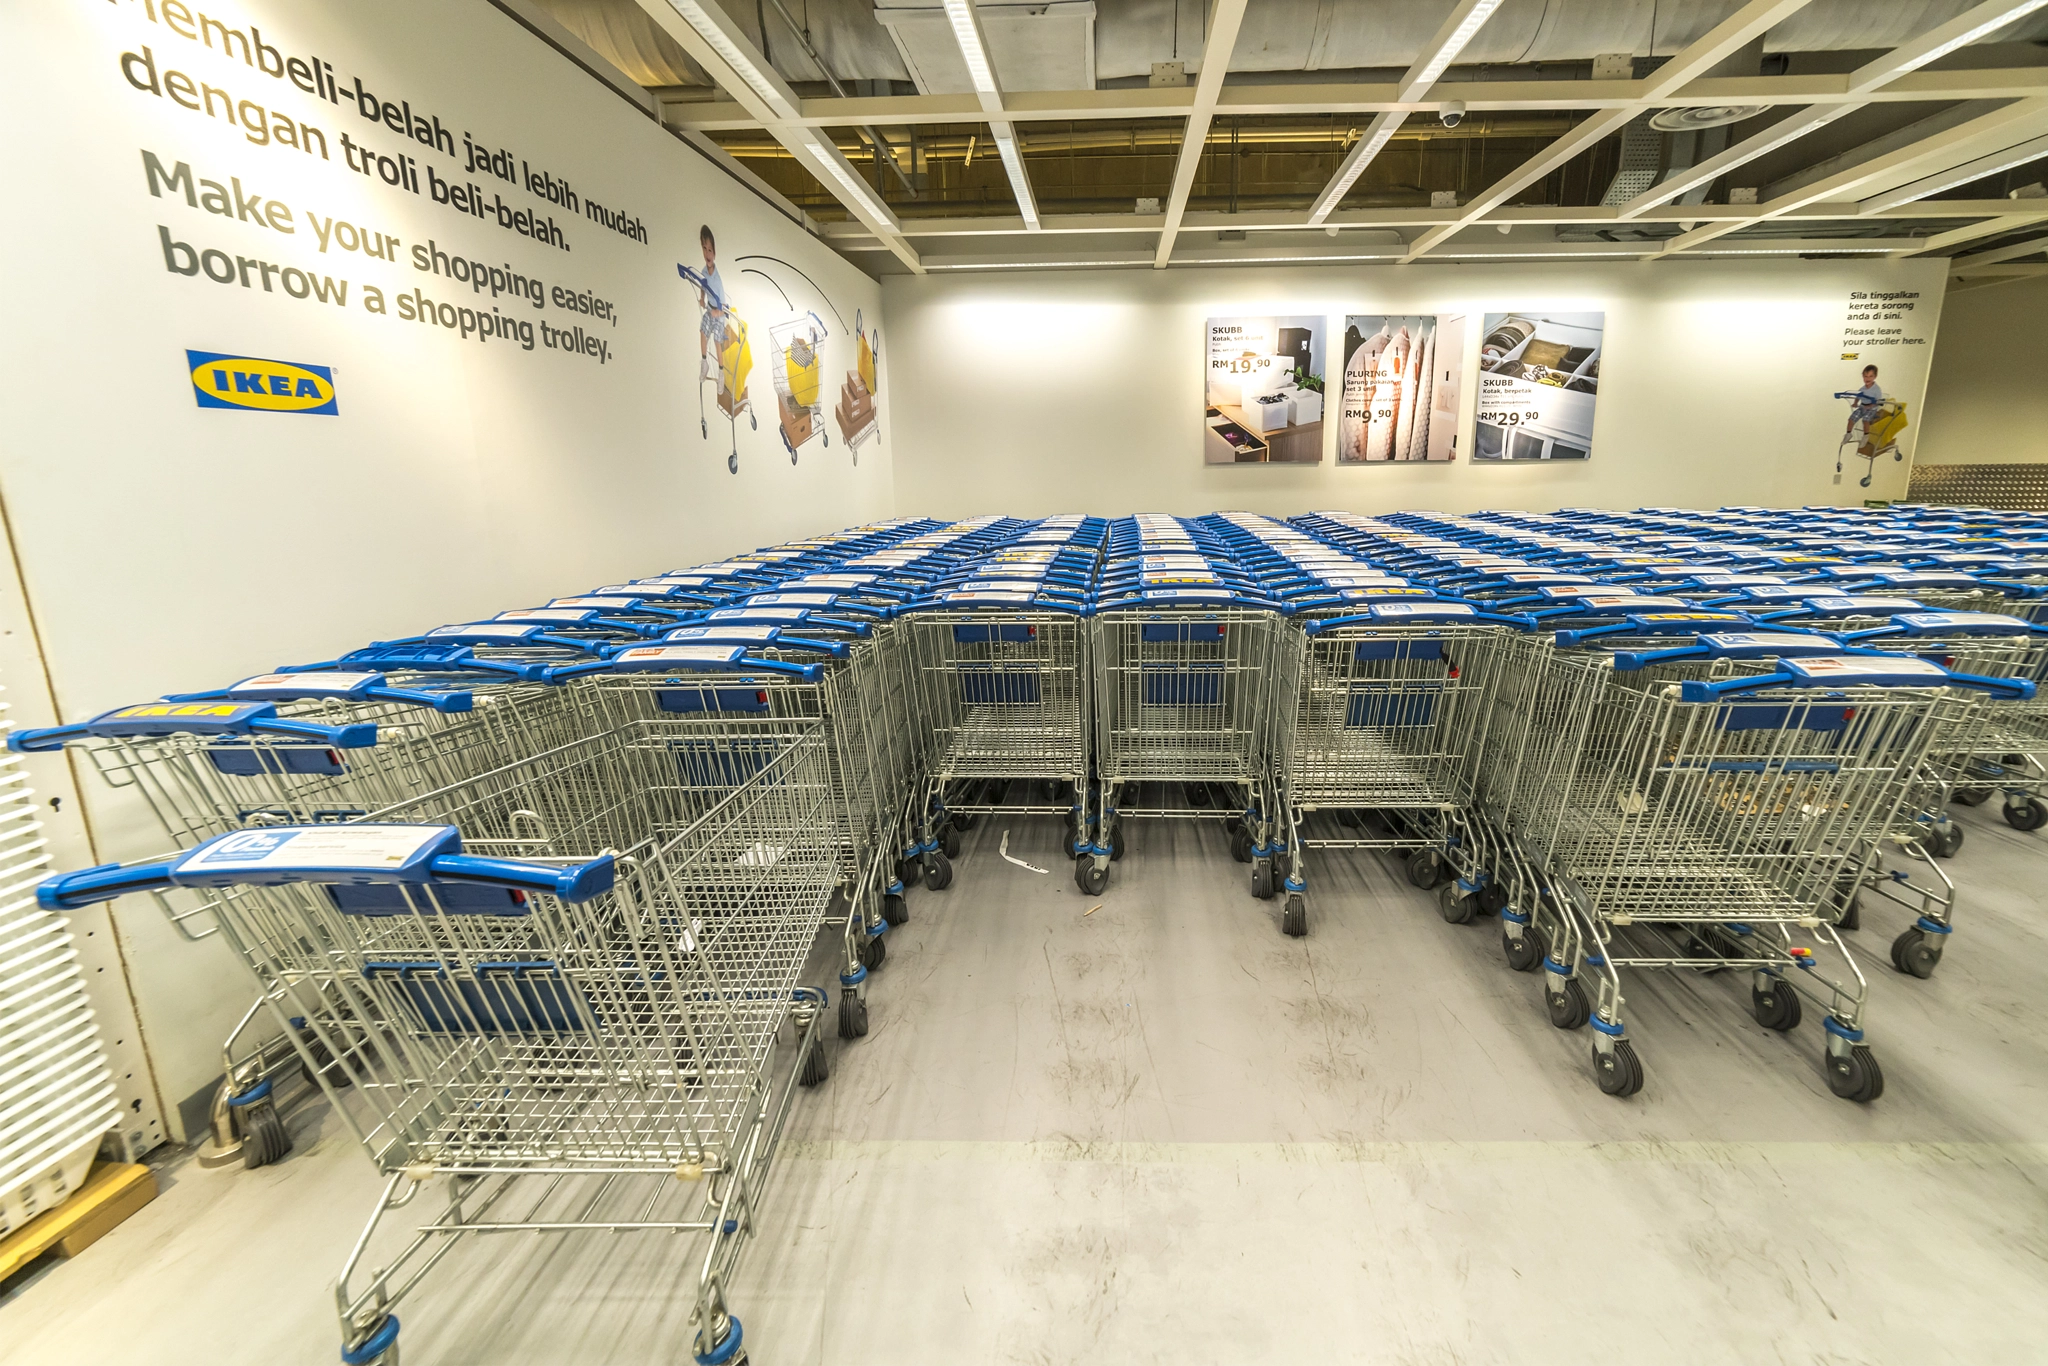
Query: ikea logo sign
xmin=187 ymin=350 xmax=338 ymax=415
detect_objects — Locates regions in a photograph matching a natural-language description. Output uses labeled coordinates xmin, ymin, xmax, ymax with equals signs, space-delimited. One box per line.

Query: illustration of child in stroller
xmin=678 ymin=224 xmax=755 ymax=473
xmin=1834 ymin=364 xmax=1909 ymax=488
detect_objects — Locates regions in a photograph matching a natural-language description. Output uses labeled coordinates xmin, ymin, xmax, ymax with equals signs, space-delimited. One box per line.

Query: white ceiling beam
xmin=1616 ymin=106 xmax=1853 ymax=218
xmin=1153 ymin=0 xmax=1250 ymax=269
xmin=1899 ymin=211 xmax=2041 ymax=255
xmin=1619 ymin=4 xmax=2048 ymax=221
xmin=663 ymin=67 xmax=2048 ymax=132
xmin=638 ymin=0 xmax=924 ymax=272
xmin=1402 ymin=0 xmax=1818 ymax=262
xmin=939 ymin=0 xmax=1040 ymax=230
xmin=1950 ymin=230 xmax=2048 ymax=267
xmin=816 ymin=199 xmax=2048 ymax=245
xmin=1305 ymin=0 xmax=1506 ymax=225
xmin=1859 ymin=132 xmax=2048 ymax=213
xmin=1659 ymin=98 xmax=2048 ymax=255
xmin=1846 ymin=0 xmax=2048 ymax=92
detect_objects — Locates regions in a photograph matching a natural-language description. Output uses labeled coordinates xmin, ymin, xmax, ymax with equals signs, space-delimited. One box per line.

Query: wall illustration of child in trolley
xmin=677 ymin=224 xmax=756 ymax=474
xmin=1833 ymin=362 xmax=1910 ymax=488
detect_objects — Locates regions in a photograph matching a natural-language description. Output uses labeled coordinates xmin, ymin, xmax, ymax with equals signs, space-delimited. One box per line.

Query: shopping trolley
xmin=836 ymin=309 xmax=881 ymax=460
xmin=1501 ymin=638 xmax=2026 ymax=1100
xmin=767 ymin=312 xmax=829 ymax=464
xmin=40 ymin=653 xmax=845 ymax=1366
xmin=1272 ymin=601 xmax=1535 ymax=938
xmin=552 ymin=636 xmax=907 ymax=1043
xmin=896 ymin=587 xmax=1095 ymax=883
xmin=679 ymin=263 xmax=756 ymax=473
xmin=1088 ymin=585 xmax=1288 ymax=896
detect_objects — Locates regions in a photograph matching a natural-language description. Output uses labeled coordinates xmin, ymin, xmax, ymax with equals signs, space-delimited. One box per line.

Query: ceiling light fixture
xmin=941 ymin=0 xmax=1001 ymax=97
xmin=1306 ymin=0 xmax=1505 ymax=226
xmin=665 ymin=0 xmax=786 ymax=111
xmin=1848 ymin=0 xmax=2048 ymax=90
xmin=989 ymin=121 xmax=1040 ymax=229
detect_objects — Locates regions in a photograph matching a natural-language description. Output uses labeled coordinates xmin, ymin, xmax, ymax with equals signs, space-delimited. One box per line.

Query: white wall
xmin=883 ymin=256 xmax=1947 ymax=518
xmin=1914 ymin=273 xmax=2048 ymax=466
xmin=0 ymin=0 xmax=891 ymax=1132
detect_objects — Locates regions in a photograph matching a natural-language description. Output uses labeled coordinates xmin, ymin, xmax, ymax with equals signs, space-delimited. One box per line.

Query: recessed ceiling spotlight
xmin=1649 ymin=105 xmax=1768 ymax=133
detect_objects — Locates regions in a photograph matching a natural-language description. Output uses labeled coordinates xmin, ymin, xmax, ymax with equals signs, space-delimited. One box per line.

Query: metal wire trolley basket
xmin=40 ymin=674 xmax=845 ymax=1366
xmin=767 ymin=311 xmax=829 ymax=464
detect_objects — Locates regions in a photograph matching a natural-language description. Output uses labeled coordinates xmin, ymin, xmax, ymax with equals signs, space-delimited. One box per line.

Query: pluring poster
xmin=1473 ymin=311 xmax=1604 ymax=461
xmin=1204 ymin=315 xmax=1327 ymax=464
xmin=1338 ymin=314 xmax=1465 ymax=463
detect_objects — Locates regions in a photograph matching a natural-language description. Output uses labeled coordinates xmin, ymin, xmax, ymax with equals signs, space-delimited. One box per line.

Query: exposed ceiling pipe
xmin=760 ymin=0 xmax=920 ymax=198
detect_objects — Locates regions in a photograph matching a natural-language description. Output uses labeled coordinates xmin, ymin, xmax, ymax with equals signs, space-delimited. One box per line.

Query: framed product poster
xmin=1204 ymin=315 xmax=1327 ymax=464
xmin=1473 ymin=311 xmax=1604 ymax=461
xmin=1338 ymin=314 xmax=1466 ymax=463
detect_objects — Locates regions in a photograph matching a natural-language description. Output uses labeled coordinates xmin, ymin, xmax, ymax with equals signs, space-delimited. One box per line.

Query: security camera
xmin=1439 ymin=101 xmax=1465 ymax=129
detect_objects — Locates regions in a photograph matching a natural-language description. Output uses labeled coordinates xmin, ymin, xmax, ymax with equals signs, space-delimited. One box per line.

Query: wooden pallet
xmin=0 ymin=1162 xmax=157 ymax=1283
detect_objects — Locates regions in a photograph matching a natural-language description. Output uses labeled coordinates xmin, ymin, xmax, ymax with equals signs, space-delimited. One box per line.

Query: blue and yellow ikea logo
xmin=187 ymin=350 xmax=338 ymax=415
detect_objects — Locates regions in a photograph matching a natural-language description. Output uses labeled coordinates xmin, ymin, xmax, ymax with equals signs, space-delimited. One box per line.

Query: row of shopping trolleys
xmin=16 ymin=503 xmax=2048 ymax=1362
xmin=13 ymin=511 xmax=1120 ymax=1366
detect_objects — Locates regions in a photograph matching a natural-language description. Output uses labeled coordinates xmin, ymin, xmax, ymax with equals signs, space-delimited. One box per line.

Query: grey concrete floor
xmin=7 ymin=800 xmax=2047 ymax=1364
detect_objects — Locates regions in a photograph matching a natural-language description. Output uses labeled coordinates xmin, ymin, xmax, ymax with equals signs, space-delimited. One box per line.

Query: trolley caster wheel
xmin=881 ymin=893 xmax=908 ymax=927
xmin=898 ymin=858 xmax=924 ymax=890
xmin=1831 ymin=883 xmax=1862 ymax=932
xmin=1593 ymin=1039 xmax=1644 ymax=1098
xmin=1185 ymin=782 xmax=1212 ymax=809
xmin=1060 ymin=807 xmax=1078 ymax=837
xmin=300 ymin=1031 xmax=354 ymax=1090
xmin=1109 ymin=827 xmax=1125 ymax=862
xmin=1229 ymin=826 xmax=1253 ymax=864
xmin=859 ymin=935 xmax=887 ymax=971
xmin=837 ymin=993 xmax=869 ymax=1039
xmin=1891 ymin=927 xmax=1942 ymax=979
xmin=1478 ymin=881 xmax=1510 ymax=917
xmin=1405 ymin=848 xmax=1446 ymax=890
xmin=1282 ymin=893 xmax=1307 ymax=938
xmin=1826 ymin=1043 xmax=1885 ymax=1103
xmin=1545 ymin=978 xmax=1590 ymax=1031
xmin=1437 ymin=883 xmax=1477 ymax=925
xmin=236 ymin=1095 xmax=291 ymax=1169
xmin=1952 ymin=787 xmax=1993 ymax=807
xmin=343 ymin=1317 xmax=401 ymax=1366
xmin=1250 ymin=860 xmax=1276 ymax=900
xmin=727 ymin=452 xmax=738 ymax=475
xmin=941 ymin=823 xmax=963 ymax=859
xmin=823 ymin=432 xmax=829 ymax=447
xmin=1502 ymin=930 xmax=1542 ymax=973
xmin=701 ymin=418 xmax=708 ymax=438
xmin=799 ymin=1043 xmax=830 ymax=1087
xmin=1927 ymin=823 xmax=1964 ymax=859
xmin=1075 ymin=857 xmax=1109 ymax=897
xmin=923 ymin=851 xmax=953 ymax=892
xmin=2004 ymin=796 xmax=2048 ymax=832
xmin=951 ymin=809 xmax=978 ymax=832
xmin=1751 ymin=978 xmax=1803 ymax=1031
xmin=749 ymin=412 xmax=757 ymax=430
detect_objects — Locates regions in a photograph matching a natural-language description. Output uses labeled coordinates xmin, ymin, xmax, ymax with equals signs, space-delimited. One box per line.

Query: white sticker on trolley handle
xmin=228 ymin=671 xmax=380 ymax=697
xmin=613 ymin=645 xmax=747 ymax=667
xmin=427 ymin=623 xmax=540 ymax=641
xmin=1803 ymin=596 xmax=1924 ymax=614
xmin=1697 ymin=633 xmax=1835 ymax=653
xmin=496 ymin=609 xmax=594 ymax=622
xmin=1784 ymin=657 xmax=1950 ymax=684
xmin=751 ymin=593 xmax=837 ymax=607
xmin=1896 ymin=612 xmax=2029 ymax=632
xmin=1371 ymin=602 xmax=1474 ymax=618
xmin=669 ymin=625 xmax=780 ymax=643
xmin=709 ymin=607 xmax=807 ymax=622
xmin=945 ymin=590 xmax=1034 ymax=603
xmin=551 ymin=597 xmax=641 ymax=610
xmin=180 ymin=824 xmax=450 ymax=873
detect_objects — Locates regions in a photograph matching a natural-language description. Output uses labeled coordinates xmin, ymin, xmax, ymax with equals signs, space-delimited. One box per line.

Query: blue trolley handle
xmin=1303 ymin=602 xmax=1538 ymax=633
xmin=543 ymin=651 xmax=824 ymax=684
xmin=10 ymin=712 xmax=375 ymax=754
xmin=1680 ymin=662 xmax=2035 ymax=703
xmin=164 ymin=683 xmax=474 ymax=714
xmin=38 ymin=850 xmax=613 ymax=910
